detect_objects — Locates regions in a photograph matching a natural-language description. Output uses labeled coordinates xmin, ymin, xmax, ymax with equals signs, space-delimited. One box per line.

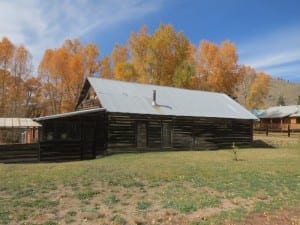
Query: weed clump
xmin=232 ymin=142 xmax=238 ymax=161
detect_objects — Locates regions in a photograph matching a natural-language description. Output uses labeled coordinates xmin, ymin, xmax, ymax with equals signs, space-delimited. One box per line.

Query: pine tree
xmin=277 ymin=95 xmax=285 ymax=106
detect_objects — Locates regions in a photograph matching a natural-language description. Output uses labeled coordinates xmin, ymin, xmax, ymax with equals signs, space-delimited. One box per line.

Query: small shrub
xmin=111 ymin=214 xmax=127 ymax=224
xmin=103 ymin=194 xmax=119 ymax=207
xmin=67 ymin=211 xmax=77 ymax=217
xmin=232 ymin=142 xmax=238 ymax=161
xmin=77 ymin=190 xmax=99 ymax=200
xmin=123 ymin=193 xmax=132 ymax=199
xmin=136 ymin=201 xmax=152 ymax=210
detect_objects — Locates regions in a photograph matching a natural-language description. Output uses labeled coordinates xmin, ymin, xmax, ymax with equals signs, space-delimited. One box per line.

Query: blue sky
xmin=0 ymin=0 xmax=299 ymax=82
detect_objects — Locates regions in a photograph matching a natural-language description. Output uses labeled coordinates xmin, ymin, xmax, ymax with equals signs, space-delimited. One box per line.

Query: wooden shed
xmin=0 ymin=118 xmax=41 ymax=163
xmin=0 ymin=118 xmax=41 ymax=144
xmin=36 ymin=78 xmax=257 ymax=159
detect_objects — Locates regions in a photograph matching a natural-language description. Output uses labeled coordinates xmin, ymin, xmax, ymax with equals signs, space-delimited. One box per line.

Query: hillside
xmin=264 ymin=78 xmax=300 ymax=107
xmin=236 ymin=77 xmax=300 ymax=109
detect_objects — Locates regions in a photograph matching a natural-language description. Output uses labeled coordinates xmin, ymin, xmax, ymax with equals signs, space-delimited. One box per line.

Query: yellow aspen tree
xmin=38 ymin=39 xmax=101 ymax=114
xmin=0 ymin=37 xmax=14 ymax=116
xmin=194 ymin=40 xmax=241 ymax=97
xmin=99 ymin=56 xmax=113 ymax=79
xmin=246 ymin=72 xmax=270 ymax=109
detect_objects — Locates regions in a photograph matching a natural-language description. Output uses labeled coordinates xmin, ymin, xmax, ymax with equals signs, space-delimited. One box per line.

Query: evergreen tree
xmin=277 ymin=95 xmax=285 ymax=106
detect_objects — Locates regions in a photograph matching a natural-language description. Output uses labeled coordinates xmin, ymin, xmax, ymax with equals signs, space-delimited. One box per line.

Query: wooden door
xmin=137 ymin=122 xmax=147 ymax=148
xmin=162 ymin=122 xmax=172 ymax=148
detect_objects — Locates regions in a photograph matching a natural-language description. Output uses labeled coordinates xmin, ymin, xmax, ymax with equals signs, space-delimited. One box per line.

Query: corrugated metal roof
xmin=35 ymin=108 xmax=105 ymax=121
xmin=290 ymin=111 xmax=300 ymax=118
xmin=252 ymin=109 xmax=265 ymax=117
xmin=0 ymin=118 xmax=41 ymax=128
xmin=259 ymin=105 xmax=300 ymax=119
xmin=290 ymin=105 xmax=300 ymax=117
xmin=87 ymin=77 xmax=257 ymax=120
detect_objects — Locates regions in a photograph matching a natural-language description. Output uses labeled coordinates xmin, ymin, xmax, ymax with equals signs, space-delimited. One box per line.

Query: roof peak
xmin=88 ymin=77 xmax=226 ymax=96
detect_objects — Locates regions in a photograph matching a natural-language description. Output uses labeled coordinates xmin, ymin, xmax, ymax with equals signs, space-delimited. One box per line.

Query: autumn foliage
xmin=0 ymin=37 xmax=41 ymax=117
xmin=38 ymin=39 xmax=100 ymax=113
xmin=238 ymin=66 xmax=271 ymax=108
xmin=0 ymin=24 xmax=271 ymax=116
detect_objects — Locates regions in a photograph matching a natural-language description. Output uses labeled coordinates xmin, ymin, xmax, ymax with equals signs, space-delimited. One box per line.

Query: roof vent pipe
xmin=152 ymin=90 xmax=157 ymax=106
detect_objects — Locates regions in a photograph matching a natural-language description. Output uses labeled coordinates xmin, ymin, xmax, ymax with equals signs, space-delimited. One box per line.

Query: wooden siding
xmin=76 ymin=85 xmax=101 ymax=111
xmin=38 ymin=111 xmax=106 ymax=161
xmin=0 ymin=144 xmax=39 ymax=163
xmin=107 ymin=113 xmax=253 ymax=153
xmin=1 ymin=111 xmax=254 ymax=162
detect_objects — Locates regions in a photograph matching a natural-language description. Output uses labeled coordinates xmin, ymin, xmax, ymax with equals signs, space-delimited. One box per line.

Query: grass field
xmin=0 ymin=135 xmax=299 ymax=225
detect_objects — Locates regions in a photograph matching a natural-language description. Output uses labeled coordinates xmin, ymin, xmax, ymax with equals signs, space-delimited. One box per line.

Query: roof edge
xmin=35 ymin=108 xmax=105 ymax=121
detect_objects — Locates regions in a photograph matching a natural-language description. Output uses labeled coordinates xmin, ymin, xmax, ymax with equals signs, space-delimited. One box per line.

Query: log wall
xmin=1 ymin=111 xmax=253 ymax=162
xmin=38 ymin=111 xmax=106 ymax=161
xmin=0 ymin=144 xmax=39 ymax=163
xmin=107 ymin=113 xmax=253 ymax=153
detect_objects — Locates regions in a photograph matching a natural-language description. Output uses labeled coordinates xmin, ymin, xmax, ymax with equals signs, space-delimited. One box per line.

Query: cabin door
xmin=81 ymin=121 xmax=96 ymax=159
xmin=137 ymin=122 xmax=147 ymax=148
xmin=162 ymin=122 xmax=172 ymax=148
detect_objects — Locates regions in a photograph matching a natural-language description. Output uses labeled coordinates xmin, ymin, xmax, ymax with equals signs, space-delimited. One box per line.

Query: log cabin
xmin=35 ymin=78 xmax=257 ymax=161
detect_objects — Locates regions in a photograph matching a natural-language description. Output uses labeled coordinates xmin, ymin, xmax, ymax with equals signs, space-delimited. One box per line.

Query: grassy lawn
xmin=0 ymin=139 xmax=299 ymax=224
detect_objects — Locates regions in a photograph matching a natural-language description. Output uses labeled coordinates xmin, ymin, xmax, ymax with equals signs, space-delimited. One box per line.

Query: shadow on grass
xmin=249 ymin=140 xmax=275 ymax=149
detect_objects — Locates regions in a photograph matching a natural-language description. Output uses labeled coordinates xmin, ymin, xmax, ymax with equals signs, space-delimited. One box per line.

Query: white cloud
xmin=0 ymin=0 xmax=165 ymax=73
xmin=238 ymin=26 xmax=300 ymax=81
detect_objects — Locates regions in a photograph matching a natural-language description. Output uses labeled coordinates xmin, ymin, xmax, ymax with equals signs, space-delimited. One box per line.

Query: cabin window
xmin=55 ymin=122 xmax=81 ymax=141
xmin=42 ymin=122 xmax=81 ymax=141
xmin=137 ymin=122 xmax=147 ymax=148
xmin=162 ymin=123 xmax=172 ymax=148
xmin=43 ymin=123 xmax=55 ymax=141
xmin=296 ymin=118 xmax=300 ymax=124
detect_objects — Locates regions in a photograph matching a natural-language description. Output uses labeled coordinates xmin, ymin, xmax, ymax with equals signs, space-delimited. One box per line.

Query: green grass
xmin=0 ymin=143 xmax=299 ymax=224
xmin=103 ymin=194 xmax=120 ymax=207
xmin=136 ymin=201 xmax=152 ymax=211
xmin=77 ymin=190 xmax=99 ymax=200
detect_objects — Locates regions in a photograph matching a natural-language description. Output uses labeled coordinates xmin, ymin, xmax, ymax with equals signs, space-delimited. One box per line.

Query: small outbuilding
xmin=0 ymin=118 xmax=41 ymax=144
xmin=0 ymin=118 xmax=41 ymax=163
xmin=36 ymin=78 xmax=257 ymax=160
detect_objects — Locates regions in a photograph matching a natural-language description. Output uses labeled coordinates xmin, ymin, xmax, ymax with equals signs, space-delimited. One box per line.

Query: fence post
xmin=288 ymin=124 xmax=291 ymax=137
xmin=266 ymin=125 xmax=268 ymax=136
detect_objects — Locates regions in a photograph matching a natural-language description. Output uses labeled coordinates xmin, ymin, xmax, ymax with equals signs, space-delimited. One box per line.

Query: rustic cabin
xmin=35 ymin=77 xmax=257 ymax=160
xmin=258 ymin=105 xmax=300 ymax=131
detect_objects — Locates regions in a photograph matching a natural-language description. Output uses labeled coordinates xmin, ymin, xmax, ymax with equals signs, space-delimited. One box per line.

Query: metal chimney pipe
xmin=152 ymin=90 xmax=157 ymax=106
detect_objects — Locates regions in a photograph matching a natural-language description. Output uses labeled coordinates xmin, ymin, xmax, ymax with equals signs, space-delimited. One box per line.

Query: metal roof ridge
xmin=88 ymin=77 xmax=225 ymax=96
